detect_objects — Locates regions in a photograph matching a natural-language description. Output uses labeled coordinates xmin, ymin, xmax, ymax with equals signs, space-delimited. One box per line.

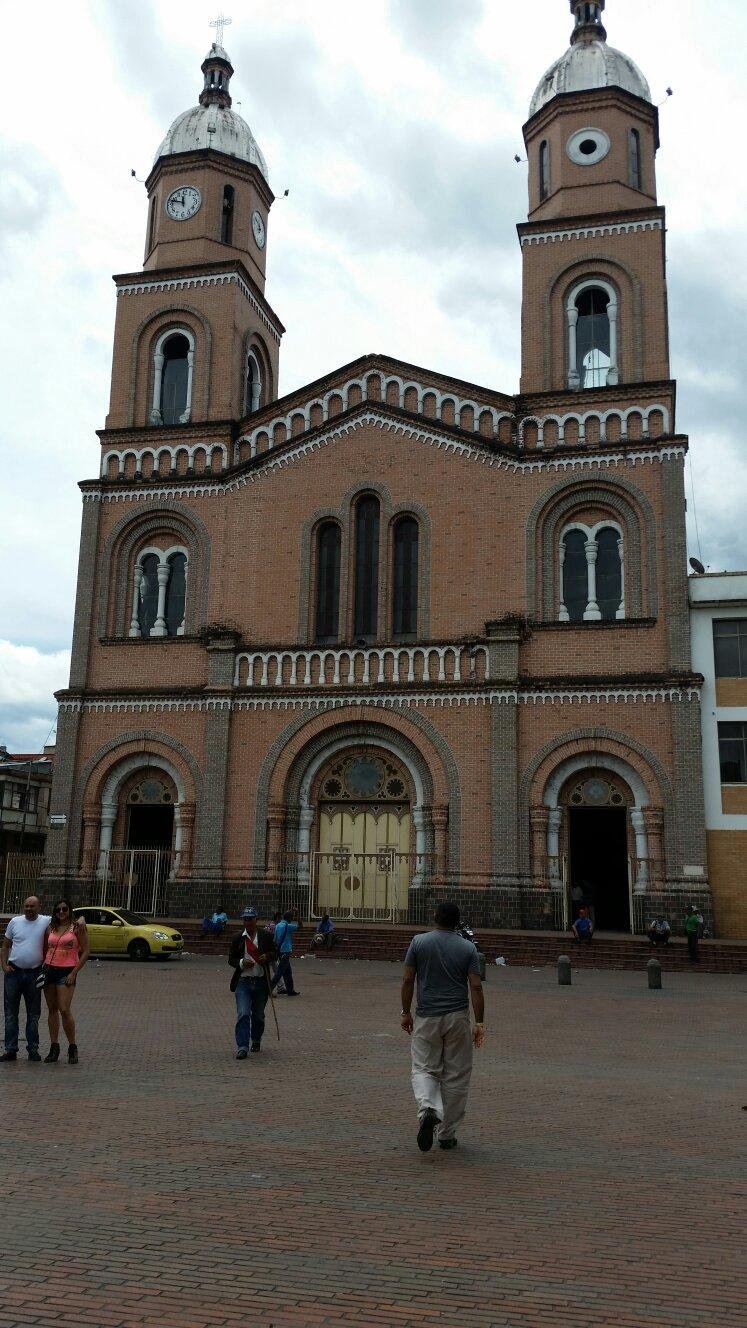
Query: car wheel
xmin=128 ymin=939 xmax=151 ymax=962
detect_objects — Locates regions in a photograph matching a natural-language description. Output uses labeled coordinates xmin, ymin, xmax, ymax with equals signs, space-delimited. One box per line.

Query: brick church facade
xmin=47 ymin=1 xmax=716 ymax=932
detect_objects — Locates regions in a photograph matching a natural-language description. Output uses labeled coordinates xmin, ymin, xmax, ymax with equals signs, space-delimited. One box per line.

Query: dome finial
xmin=569 ymin=0 xmax=608 ymax=45
xmin=200 ymin=15 xmax=234 ymax=109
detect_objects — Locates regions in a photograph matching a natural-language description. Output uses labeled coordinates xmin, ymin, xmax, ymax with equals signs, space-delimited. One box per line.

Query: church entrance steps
xmin=172 ymin=920 xmax=747 ymax=974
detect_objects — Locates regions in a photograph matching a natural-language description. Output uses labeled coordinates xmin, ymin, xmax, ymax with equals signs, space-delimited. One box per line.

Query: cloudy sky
xmin=1 ymin=0 xmax=745 ymax=750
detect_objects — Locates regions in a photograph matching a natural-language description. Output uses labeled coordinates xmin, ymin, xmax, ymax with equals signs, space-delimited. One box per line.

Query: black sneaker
xmin=250 ymin=1044 xmax=262 ymax=1053
xmin=44 ymin=1043 xmax=60 ymax=1063
xmin=0 ymin=1051 xmax=17 ymax=1062
xmin=438 ymin=1138 xmax=458 ymax=1150
xmin=417 ymin=1108 xmax=440 ymax=1153
xmin=68 ymin=1044 xmax=79 ymax=1064
xmin=236 ymin=1048 xmax=248 ymax=1060
xmin=28 ymin=1050 xmax=42 ymax=1062
xmin=286 ymin=991 xmax=300 ymax=997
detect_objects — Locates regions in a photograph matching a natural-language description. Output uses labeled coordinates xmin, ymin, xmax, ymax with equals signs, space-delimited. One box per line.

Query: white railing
xmin=88 ymin=848 xmax=176 ymax=917
xmin=234 ymin=643 xmax=489 ymax=689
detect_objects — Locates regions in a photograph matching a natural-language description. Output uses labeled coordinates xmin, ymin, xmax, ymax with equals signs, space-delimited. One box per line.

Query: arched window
xmin=165 ymin=552 xmax=187 ymax=636
xmin=595 ymin=527 xmax=623 ymax=620
xmin=160 ymin=334 xmax=190 ymax=424
xmin=136 ymin=554 xmax=160 ymax=637
xmin=130 ymin=546 xmax=188 ymax=638
xmin=567 ymin=281 xmax=618 ymax=389
xmin=315 ymin=523 xmax=341 ymax=643
xmin=560 ymin=523 xmax=624 ymax=623
xmin=392 ymin=517 xmax=419 ymax=637
xmin=221 ymin=185 xmax=235 ymax=244
xmin=629 ymin=129 xmax=642 ymax=190
xmin=354 ymin=496 xmax=380 ymax=641
xmin=244 ymin=350 xmax=262 ymax=414
xmin=539 ymin=140 xmax=550 ymax=201
xmin=560 ymin=531 xmax=588 ymax=623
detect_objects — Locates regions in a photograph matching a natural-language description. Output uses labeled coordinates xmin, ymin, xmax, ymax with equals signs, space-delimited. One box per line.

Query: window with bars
xmin=159 ymin=334 xmax=190 ymax=425
xmin=392 ymin=517 xmax=419 ymax=637
xmin=713 ymin=619 xmax=747 ymax=678
xmin=718 ymin=722 xmax=747 ymax=783
xmin=576 ymin=287 xmax=611 ymax=387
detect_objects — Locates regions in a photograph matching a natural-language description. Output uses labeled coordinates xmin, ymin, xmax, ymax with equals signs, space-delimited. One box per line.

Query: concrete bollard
xmin=557 ymin=954 xmax=572 ymax=986
xmin=647 ymin=957 xmax=662 ymax=990
xmin=476 ymin=951 xmax=487 ymax=981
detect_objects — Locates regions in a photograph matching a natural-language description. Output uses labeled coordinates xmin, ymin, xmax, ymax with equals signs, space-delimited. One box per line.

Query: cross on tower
xmin=209 ymin=13 xmax=232 ymax=46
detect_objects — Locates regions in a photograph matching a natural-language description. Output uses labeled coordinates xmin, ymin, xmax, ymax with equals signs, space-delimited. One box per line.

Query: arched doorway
xmin=543 ymin=754 xmax=653 ymax=934
xmin=312 ymin=747 xmax=414 ymax=920
xmin=97 ymin=757 xmax=184 ymax=914
xmin=562 ymin=770 xmax=633 ymax=931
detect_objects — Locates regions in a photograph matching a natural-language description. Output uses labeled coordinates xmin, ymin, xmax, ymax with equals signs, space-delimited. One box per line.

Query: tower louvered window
xmin=315 ymin=523 xmax=341 ymax=644
xmin=392 ymin=518 xmax=419 ymax=638
xmin=354 ymin=497 xmax=380 ymax=641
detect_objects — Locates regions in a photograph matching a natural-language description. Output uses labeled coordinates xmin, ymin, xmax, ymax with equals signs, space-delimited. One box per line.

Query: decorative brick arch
xmin=517 ymin=726 xmax=674 ymax=873
xmin=525 ymin=473 xmax=658 ymax=620
xmin=251 ymin=706 xmax=460 ymax=873
xmin=97 ymin=501 xmax=211 ymax=638
xmin=544 ymin=254 xmax=644 ymax=388
xmin=129 ymin=304 xmax=213 ymax=426
xmin=69 ymin=729 xmax=201 ymax=869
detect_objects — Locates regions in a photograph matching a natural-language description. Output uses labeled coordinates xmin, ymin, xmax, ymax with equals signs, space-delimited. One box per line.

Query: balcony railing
xmin=234 ymin=642 xmax=489 ymax=689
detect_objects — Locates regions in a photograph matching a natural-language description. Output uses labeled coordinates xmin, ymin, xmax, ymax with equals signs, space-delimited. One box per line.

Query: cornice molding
xmin=58 ymin=684 xmax=700 ymax=715
xmin=519 ymin=217 xmax=664 ymax=248
xmin=115 ymin=269 xmax=283 ymax=343
xmin=83 ymin=409 xmax=686 ymax=502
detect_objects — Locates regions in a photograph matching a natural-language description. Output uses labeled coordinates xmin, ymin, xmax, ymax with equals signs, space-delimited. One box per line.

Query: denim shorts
xmin=44 ymin=966 xmax=76 ymax=987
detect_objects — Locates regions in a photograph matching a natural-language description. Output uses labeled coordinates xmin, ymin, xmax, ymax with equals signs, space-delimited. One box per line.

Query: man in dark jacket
xmin=228 ymin=908 xmax=274 ymax=1058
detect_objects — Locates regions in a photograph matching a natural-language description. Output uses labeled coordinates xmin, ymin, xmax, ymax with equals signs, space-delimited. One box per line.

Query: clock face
xmin=251 ymin=209 xmax=266 ymax=249
xmin=165 ymin=186 xmax=202 ymax=221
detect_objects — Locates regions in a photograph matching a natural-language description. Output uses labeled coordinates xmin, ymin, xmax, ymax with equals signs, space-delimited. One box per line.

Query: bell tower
xmin=104 ymin=27 xmax=283 ymax=431
xmin=518 ymin=0 xmax=670 ymax=394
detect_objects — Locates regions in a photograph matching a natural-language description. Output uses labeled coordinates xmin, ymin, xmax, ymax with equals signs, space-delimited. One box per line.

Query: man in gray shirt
xmin=401 ymin=902 xmax=484 ymax=1152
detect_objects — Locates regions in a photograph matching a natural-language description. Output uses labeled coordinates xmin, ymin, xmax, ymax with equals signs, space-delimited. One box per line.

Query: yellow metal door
xmin=316 ymin=805 xmax=410 ymax=919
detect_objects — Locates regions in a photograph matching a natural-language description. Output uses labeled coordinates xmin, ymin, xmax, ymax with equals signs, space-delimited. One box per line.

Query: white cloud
xmin=0 ymin=642 xmax=70 ymax=752
xmin=0 ymin=0 xmax=745 ymax=689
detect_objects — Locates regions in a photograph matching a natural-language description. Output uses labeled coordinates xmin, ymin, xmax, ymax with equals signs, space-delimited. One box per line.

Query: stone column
xmin=530 ymin=807 xmax=550 ymax=887
xmin=432 ymin=805 xmax=449 ymax=881
xmin=194 ymin=630 xmax=240 ymax=878
xmin=607 ymin=299 xmax=619 ymax=384
xmin=643 ymin=806 xmax=665 ymax=886
xmin=558 ymin=542 xmax=569 ymax=622
xmin=149 ymin=352 xmax=164 ymax=424
xmin=583 ymin=539 xmax=601 ymax=620
xmin=178 ymin=802 xmax=195 ymax=873
xmin=616 ymin=537 xmax=626 ymax=619
xmin=180 ymin=347 xmax=194 ymax=423
xmin=151 ymin=560 xmax=171 ymax=637
xmin=547 ymin=808 xmax=563 ymax=885
xmin=567 ymin=306 xmax=580 ymax=388
xmin=266 ymin=802 xmax=287 ymax=882
xmin=129 ymin=564 xmax=143 ymax=637
xmin=630 ymin=808 xmax=649 ymax=891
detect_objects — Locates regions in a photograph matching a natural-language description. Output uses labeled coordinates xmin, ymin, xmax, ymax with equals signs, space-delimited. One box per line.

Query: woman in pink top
xmin=42 ymin=900 xmax=89 ymax=1064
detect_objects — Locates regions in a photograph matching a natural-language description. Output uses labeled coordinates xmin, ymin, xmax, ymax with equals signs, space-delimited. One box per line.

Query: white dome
xmin=155 ymin=104 xmax=269 ymax=181
xmin=530 ymin=39 xmax=651 ymax=117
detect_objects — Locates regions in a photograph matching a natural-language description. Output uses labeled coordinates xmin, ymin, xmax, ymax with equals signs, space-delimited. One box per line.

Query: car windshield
xmin=113 ymin=909 xmax=150 ymax=925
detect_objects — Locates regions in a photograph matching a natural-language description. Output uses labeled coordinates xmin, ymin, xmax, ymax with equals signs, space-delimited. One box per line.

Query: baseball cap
xmin=241 ymin=907 xmax=258 ymax=919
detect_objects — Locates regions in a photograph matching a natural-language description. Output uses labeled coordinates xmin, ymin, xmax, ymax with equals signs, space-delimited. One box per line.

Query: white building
xmin=689 ymin=572 xmax=747 ymax=938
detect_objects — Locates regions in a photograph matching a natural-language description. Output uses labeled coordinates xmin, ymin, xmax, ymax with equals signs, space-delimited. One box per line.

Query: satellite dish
xmin=689 ymin=557 xmax=705 ymax=575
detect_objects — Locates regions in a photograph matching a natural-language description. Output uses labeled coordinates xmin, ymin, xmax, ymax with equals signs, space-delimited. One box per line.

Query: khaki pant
xmin=410 ymin=1009 xmax=473 ymax=1142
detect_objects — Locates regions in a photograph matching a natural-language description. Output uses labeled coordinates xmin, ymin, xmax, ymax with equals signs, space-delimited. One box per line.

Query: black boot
xmin=44 ymin=1043 xmax=60 ymax=1063
xmin=67 ymin=1044 xmax=78 ymax=1064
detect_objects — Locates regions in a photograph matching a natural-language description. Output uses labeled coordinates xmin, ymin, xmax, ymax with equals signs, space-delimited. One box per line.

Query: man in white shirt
xmin=1 ymin=896 xmax=51 ymax=1062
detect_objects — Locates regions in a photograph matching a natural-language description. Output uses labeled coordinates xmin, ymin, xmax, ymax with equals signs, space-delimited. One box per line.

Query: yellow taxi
xmin=73 ymin=907 xmax=183 ymax=961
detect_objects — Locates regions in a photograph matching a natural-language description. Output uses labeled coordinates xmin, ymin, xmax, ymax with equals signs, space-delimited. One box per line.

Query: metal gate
xmin=2 ymin=853 xmax=45 ymax=915
xmin=311 ymin=850 xmax=432 ymax=922
xmin=94 ymin=848 xmax=175 ymax=916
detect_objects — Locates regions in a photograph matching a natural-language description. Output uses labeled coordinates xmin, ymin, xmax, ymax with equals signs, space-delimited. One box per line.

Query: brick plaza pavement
xmin=0 ymin=955 xmax=744 ymax=1328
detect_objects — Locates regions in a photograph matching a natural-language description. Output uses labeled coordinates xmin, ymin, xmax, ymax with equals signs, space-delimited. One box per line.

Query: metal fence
xmin=1 ymin=853 xmax=46 ymax=915
xmin=272 ymin=851 xmax=437 ymax=924
xmin=86 ymin=848 xmax=176 ymax=916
